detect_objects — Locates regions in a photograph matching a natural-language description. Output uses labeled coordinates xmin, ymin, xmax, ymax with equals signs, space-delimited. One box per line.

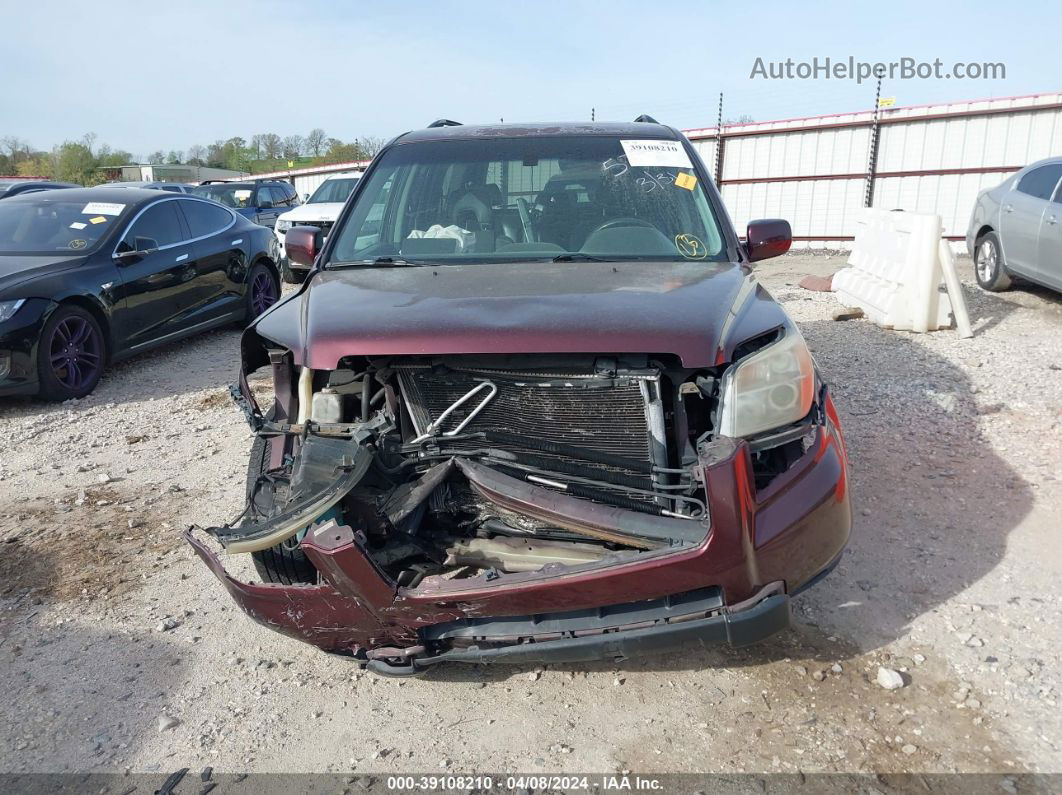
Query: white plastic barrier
xmin=832 ymin=209 xmax=970 ymax=336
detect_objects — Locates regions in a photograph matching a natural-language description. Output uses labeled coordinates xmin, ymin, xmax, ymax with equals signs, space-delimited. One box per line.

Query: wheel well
xmin=56 ymin=297 xmax=113 ymax=362
xmin=975 ymin=225 xmax=994 ymax=243
xmin=253 ymin=256 xmax=280 ymax=287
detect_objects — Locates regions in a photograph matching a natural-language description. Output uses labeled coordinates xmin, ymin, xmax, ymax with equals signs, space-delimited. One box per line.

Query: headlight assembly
xmin=0 ymin=299 xmax=25 ymax=323
xmin=718 ymin=328 xmax=815 ymax=438
xmin=275 ymin=219 xmax=292 ymax=233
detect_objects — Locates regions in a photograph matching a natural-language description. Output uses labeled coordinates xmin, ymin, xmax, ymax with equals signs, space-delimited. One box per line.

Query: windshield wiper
xmin=552 ymin=253 xmax=616 ymax=262
xmin=331 ymin=257 xmax=424 ymax=268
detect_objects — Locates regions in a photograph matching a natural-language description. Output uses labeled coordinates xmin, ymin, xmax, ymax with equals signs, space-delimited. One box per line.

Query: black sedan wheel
xmin=974 ymin=231 xmax=1012 ymax=292
xmin=36 ymin=305 xmax=106 ymax=401
xmin=246 ymin=263 xmax=279 ymax=320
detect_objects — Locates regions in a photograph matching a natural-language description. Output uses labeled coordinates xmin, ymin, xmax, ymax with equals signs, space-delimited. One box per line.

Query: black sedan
xmin=0 ymin=187 xmax=281 ymax=400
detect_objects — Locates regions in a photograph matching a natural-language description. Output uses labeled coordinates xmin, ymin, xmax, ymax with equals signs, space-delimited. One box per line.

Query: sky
xmin=2 ymin=0 xmax=1058 ymax=158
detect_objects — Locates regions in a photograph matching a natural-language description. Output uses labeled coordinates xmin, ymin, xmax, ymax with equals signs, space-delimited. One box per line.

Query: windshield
xmin=308 ymin=177 xmax=359 ymax=204
xmin=327 ymin=136 xmax=728 ymax=265
xmin=191 ymin=184 xmax=254 ymax=208
xmin=0 ymin=198 xmax=129 ymax=254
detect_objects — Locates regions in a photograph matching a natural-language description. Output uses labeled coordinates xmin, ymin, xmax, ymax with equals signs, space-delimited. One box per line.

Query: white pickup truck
xmin=274 ymin=171 xmax=361 ymax=282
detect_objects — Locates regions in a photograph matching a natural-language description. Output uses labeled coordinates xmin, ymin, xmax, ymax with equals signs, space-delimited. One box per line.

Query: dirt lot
xmin=1 ymin=253 xmax=1060 ymax=778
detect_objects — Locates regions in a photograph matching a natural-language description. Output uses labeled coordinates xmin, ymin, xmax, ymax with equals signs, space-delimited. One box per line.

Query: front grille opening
xmin=398 ymin=364 xmax=662 ymax=498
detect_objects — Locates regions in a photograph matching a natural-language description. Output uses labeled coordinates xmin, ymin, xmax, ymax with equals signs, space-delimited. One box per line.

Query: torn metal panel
xmin=456 ymin=458 xmax=707 ymax=548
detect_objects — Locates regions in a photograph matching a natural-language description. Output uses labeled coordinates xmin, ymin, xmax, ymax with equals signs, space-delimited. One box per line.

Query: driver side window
xmin=122 ymin=201 xmax=185 ymax=251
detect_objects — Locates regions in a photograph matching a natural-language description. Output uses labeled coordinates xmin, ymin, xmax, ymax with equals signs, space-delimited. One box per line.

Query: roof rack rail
xmin=200 ymin=177 xmax=262 ymax=185
xmin=633 ymin=114 xmax=659 ymax=124
xmin=427 ymin=119 xmax=463 ymax=128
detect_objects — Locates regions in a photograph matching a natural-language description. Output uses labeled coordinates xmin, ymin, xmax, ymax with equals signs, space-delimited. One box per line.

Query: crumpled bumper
xmin=188 ymin=389 xmax=851 ymax=665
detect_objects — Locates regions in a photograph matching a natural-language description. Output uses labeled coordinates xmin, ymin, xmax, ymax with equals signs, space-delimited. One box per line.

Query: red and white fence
xmin=684 ymin=91 xmax=1062 ymax=250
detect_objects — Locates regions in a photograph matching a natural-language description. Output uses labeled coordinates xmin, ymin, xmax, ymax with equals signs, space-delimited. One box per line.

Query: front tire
xmin=245 ymin=262 xmax=280 ymax=322
xmin=974 ymin=231 xmax=1012 ymax=292
xmin=36 ymin=305 xmax=106 ymax=401
xmin=281 ymin=259 xmax=306 ymax=284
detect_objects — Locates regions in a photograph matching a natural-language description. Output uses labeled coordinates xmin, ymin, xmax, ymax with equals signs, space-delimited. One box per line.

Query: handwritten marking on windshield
xmin=676 ymin=233 xmax=707 ymax=259
xmin=635 ymin=170 xmax=675 ymax=193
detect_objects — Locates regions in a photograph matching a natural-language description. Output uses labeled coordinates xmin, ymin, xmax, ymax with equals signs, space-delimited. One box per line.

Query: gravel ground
xmin=0 ymin=253 xmax=1060 ymax=777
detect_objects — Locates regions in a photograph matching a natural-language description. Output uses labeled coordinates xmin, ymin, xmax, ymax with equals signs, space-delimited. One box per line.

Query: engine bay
xmin=212 ymin=351 xmax=813 ymax=587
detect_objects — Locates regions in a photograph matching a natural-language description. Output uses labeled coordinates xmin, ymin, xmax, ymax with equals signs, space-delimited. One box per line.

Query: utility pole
xmin=864 ymin=68 xmax=885 ymax=208
xmin=714 ymin=92 xmax=725 ymax=185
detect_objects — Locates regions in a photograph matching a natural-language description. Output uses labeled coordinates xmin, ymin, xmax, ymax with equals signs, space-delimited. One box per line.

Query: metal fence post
xmin=714 ymin=92 xmax=725 ymax=186
xmin=864 ymin=70 xmax=884 ymax=207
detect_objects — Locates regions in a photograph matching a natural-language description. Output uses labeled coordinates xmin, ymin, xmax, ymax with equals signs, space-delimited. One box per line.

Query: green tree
xmin=206 ymin=141 xmax=226 ymax=168
xmin=16 ymin=156 xmax=53 ymax=178
xmin=53 ymin=141 xmax=99 ymax=184
xmin=320 ymin=138 xmax=368 ymax=164
xmin=249 ymin=134 xmax=265 ymax=159
xmin=222 ymin=137 xmax=248 ymax=171
xmin=95 ymin=144 xmax=133 ymax=167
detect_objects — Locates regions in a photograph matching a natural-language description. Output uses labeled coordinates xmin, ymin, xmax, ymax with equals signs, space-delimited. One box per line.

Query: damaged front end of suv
xmin=187 ymin=121 xmax=851 ymax=675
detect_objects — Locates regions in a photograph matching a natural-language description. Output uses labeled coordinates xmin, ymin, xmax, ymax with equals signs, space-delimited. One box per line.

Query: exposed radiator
xmin=397 ymin=365 xmax=666 ymax=493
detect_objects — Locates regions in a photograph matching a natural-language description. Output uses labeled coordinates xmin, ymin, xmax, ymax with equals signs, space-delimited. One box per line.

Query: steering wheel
xmin=586 ymin=217 xmax=657 ymax=237
xmin=516 ymin=198 xmax=537 ymax=243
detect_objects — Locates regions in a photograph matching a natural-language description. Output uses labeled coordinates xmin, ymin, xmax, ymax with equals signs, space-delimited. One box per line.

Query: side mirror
xmin=286 ymin=225 xmax=322 ymax=267
xmin=744 ymin=219 xmax=792 ymax=263
xmin=302 ymin=193 xmax=309 ymax=202
xmin=258 ymin=199 xmax=274 ymax=209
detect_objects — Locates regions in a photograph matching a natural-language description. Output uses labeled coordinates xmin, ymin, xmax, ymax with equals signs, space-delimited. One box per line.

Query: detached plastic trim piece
xmin=209 ymin=446 xmax=372 ymax=554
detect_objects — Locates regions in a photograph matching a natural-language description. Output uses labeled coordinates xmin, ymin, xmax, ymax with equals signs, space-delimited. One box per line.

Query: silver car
xmin=967 ymin=157 xmax=1062 ymax=293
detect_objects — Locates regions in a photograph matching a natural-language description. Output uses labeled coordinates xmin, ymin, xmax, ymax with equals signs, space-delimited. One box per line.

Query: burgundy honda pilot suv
xmin=187 ymin=118 xmax=851 ymax=676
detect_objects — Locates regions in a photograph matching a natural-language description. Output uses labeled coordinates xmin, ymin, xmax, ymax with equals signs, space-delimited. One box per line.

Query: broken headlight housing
xmin=718 ymin=328 xmax=815 ymax=438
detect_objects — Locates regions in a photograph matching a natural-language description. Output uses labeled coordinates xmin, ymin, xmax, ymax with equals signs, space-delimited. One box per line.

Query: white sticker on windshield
xmin=69 ymin=221 xmax=87 ymax=230
xmin=82 ymin=201 xmax=125 ymax=216
xmin=620 ymin=140 xmax=692 ymax=168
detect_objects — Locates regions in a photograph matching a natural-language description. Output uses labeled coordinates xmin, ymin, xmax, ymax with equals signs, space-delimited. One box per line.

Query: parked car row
xmin=2 ymin=141 xmax=1059 ymax=408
